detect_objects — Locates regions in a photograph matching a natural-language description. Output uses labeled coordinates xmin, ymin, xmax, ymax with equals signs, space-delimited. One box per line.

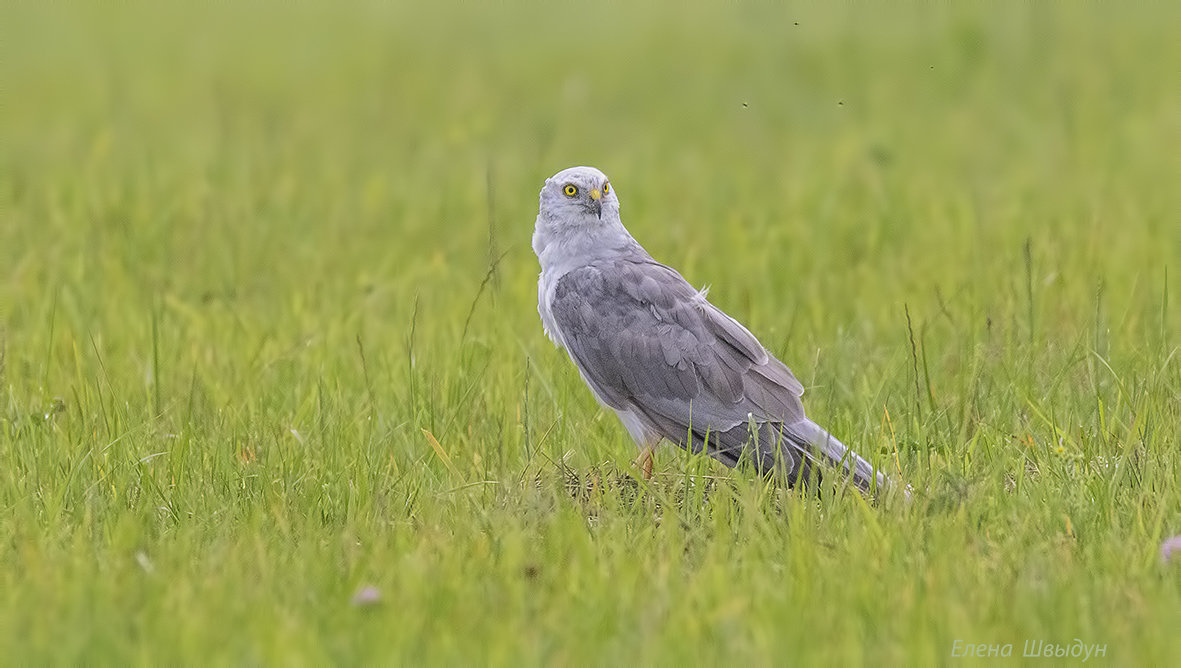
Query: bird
xmin=532 ymin=165 xmax=893 ymax=494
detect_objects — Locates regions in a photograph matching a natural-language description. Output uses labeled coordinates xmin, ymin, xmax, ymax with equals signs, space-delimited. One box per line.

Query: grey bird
xmin=533 ymin=165 xmax=892 ymax=493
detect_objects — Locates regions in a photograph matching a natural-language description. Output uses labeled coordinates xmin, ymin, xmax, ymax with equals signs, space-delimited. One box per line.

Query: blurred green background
xmin=2 ymin=1 xmax=1178 ymax=664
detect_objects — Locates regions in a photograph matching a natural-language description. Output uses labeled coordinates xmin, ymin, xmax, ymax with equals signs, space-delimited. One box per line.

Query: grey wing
xmin=549 ymin=258 xmax=812 ymax=472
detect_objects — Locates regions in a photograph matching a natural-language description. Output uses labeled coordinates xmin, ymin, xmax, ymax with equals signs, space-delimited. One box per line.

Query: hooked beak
xmin=588 ymin=189 xmax=602 ymax=218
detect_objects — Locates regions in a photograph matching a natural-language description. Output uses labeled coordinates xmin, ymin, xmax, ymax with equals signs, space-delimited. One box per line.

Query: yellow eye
xmin=563 ymin=184 xmax=577 ymax=197
xmin=603 ymin=183 xmax=610 ymax=195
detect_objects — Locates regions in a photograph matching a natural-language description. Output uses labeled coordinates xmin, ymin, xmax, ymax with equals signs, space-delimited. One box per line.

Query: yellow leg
xmin=633 ymin=446 xmax=655 ymax=480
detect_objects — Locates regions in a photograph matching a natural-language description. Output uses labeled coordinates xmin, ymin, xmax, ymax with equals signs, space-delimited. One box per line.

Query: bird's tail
xmin=783 ymin=418 xmax=896 ymax=496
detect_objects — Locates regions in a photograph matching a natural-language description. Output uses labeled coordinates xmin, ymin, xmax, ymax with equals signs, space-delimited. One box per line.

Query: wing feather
xmin=549 ymin=258 xmax=807 ymax=456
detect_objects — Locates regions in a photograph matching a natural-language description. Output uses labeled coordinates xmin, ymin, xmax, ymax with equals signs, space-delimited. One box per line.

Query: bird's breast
xmin=536 ymin=269 xmax=564 ymax=347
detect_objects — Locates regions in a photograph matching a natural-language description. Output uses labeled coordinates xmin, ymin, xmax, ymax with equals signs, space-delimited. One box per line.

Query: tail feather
xmin=782 ymin=419 xmax=891 ymax=494
xmin=643 ymin=408 xmax=901 ymax=496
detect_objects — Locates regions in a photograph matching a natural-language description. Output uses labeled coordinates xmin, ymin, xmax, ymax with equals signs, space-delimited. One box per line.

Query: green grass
xmin=3 ymin=1 xmax=1179 ymax=664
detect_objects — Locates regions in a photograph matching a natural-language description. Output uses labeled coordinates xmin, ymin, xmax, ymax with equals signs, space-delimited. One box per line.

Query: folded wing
xmin=549 ymin=257 xmax=826 ymax=474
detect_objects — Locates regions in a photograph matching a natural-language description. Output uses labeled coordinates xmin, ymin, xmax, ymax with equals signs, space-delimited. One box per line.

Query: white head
xmin=538 ymin=166 xmax=620 ymax=225
xmin=533 ymin=166 xmax=635 ymax=266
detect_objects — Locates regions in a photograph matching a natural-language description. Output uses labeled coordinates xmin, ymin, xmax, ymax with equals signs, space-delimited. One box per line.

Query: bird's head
xmin=538 ymin=166 xmax=619 ymax=226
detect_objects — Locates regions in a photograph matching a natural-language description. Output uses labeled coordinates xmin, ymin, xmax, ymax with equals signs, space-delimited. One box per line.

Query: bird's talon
xmin=633 ymin=449 xmax=655 ymax=480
